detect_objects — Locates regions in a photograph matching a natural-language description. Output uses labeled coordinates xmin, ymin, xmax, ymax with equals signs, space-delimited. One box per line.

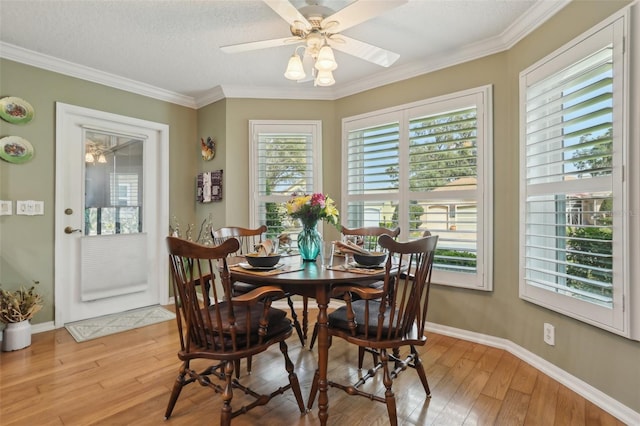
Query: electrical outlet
xmin=544 ymin=322 xmax=555 ymax=346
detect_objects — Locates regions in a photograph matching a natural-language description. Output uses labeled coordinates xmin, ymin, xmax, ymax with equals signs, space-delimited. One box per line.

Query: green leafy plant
xmin=0 ymin=281 xmax=43 ymax=323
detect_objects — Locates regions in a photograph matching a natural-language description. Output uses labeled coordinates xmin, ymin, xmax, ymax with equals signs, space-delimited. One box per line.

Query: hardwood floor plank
xmin=0 ymin=307 xmax=623 ymax=426
xmin=509 ymin=360 xmax=539 ymax=395
xmin=494 ymin=388 xmax=531 ymax=425
xmin=555 ymin=384 xmax=587 ymax=426
xmin=464 ymin=394 xmax=502 ymax=425
xmin=481 ymin=351 xmax=520 ymax=400
xmin=585 ymin=400 xmax=627 ymax=426
xmin=523 ymin=372 xmax=560 ymax=426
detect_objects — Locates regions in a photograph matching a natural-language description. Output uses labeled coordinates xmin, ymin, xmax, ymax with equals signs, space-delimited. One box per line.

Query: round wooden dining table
xmin=229 ymin=255 xmax=388 ymax=426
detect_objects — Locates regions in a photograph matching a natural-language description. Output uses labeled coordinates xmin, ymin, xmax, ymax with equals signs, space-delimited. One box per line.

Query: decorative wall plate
xmin=0 ymin=97 xmax=35 ymax=124
xmin=0 ymin=136 xmax=34 ymax=164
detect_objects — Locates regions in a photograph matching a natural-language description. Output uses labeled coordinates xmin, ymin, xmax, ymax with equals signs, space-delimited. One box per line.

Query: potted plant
xmin=0 ymin=281 xmax=43 ymax=351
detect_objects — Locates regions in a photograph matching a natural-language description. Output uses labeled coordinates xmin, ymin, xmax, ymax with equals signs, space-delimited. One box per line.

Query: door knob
xmin=64 ymin=226 xmax=82 ymax=234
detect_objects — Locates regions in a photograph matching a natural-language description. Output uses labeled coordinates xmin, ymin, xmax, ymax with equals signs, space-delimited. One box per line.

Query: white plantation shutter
xmin=345 ymin=119 xmax=401 ymax=230
xmin=519 ymin=17 xmax=628 ymax=334
xmin=343 ymin=86 xmax=492 ymax=290
xmin=249 ymin=121 xmax=322 ymax=238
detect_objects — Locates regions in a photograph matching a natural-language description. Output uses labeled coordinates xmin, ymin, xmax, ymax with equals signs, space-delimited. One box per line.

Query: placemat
xmin=327 ymin=264 xmax=390 ymax=275
xmin=230 ymin=264 xmax=305 ymax=276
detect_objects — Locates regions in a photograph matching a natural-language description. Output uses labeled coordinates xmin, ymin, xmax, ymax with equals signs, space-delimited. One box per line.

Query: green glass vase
xmin=298 ymin=221 xmax=322 ymax=261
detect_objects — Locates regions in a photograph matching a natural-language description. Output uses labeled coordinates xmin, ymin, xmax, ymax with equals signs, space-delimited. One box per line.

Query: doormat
xmin=65 ymin=305 xmax=175 ymax=343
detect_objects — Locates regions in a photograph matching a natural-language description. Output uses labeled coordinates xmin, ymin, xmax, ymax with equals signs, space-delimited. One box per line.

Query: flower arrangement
xmin=0 ymin=282 xmax=43 ymax=323
xmin=285 ymin=193 xmax=339 ymax=228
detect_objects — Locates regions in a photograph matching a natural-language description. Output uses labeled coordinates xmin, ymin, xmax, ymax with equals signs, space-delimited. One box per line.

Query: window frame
xmin=342 ymin=85 xmax=494 ymax=291
xmin=248 ymin=120 xmax=323 ymax=235
xmin=518 ymin=11 xmax=632 ymax=337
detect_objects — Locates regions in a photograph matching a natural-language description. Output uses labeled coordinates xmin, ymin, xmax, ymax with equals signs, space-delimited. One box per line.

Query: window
xmin=249 ymin=120 xmax=322 ymax=239
xmin=519 ymin=15 xmax=630 ymax=335
xmin=343 ymin=86 xmax=493 ymax=290
xmin=84 ymin=131 xmax=143 ymax=236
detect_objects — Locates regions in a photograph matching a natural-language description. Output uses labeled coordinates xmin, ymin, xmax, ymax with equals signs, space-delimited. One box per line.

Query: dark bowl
xmin=245 ymin=253 xmax=281 ymax=268
xmin=353 ymin=252 xmax=387 ymax=267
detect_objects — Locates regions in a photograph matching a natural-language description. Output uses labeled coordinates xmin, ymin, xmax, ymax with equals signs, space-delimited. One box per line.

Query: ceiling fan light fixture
xmin=315 ymin=69 xmax=335 ymax=86
xmin=284 ymin=52 xmax=306 ymax=80
xmin=98 ymin=153 xmax=107 ymax=163
xmin=315 ymin=45 xmax=337 ymax=71
xmin=85 ymin=152 xmax=95 ymax=163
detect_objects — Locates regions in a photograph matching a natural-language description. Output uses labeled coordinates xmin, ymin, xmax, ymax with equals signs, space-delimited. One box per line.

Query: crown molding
xmin=0 ymin=42 xmax=198 ymax=109
xmin=331 ymin=0 xmax=571 ymax=100
xmin=1 ymin=0 xmax=570 ymax=107
xmin=500 ymin=0 xmax=571 ymax=48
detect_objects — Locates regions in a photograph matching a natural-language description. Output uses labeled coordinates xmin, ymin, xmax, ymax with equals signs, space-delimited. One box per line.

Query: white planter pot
xmin=2 ymin=320 xmax=32 ymax=351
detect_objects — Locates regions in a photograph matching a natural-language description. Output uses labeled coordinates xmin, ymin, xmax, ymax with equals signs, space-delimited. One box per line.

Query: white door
xmin=54 ymin=103 xmax=169 ymax=326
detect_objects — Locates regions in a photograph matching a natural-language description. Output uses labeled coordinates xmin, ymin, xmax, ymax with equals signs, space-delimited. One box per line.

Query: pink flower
xmin=310 ymin=193 xmax=325 ymax=207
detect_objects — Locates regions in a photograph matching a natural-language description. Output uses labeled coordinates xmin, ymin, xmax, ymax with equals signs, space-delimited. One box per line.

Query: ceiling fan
xmin=220 ymin=0 xmax=407 ymax=86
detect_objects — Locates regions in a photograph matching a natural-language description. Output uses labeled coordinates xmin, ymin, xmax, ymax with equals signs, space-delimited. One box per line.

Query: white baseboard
xmin=425 ymin=322 xmax=640 ymax=425
xmin=13 ymin=305 xmax=638 ymax=424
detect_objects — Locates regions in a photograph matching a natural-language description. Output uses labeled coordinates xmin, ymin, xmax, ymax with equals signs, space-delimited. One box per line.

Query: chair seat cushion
xmin=232 ymin=281 xmax=261 ymax=295
xmin=197 ymin=302 xmax=291 ymax=348
xmin=328 ymin=299 xmax=395 ymax=336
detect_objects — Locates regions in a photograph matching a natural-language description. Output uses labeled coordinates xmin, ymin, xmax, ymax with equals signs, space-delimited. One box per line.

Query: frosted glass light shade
xmin=315 ymin=45 xmax=337 ymax=71
xmin=284 ymin=54 xmax=306 ymax=80
xmin=315 ymin=70 xmax=335 ymax=86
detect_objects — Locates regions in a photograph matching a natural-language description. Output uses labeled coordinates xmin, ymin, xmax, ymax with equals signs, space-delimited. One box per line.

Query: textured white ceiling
xmin=0 ymin=0 xmax=569 ymax=107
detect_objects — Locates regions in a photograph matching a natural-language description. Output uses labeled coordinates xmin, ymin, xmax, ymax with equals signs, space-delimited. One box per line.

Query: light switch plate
xmin=16 ymin=200 xmax=29 ymax=215
xmin=0 ymin=200 xmax=12 ymax=215
xmin=16 ymin=200 xmax=44 ymax=216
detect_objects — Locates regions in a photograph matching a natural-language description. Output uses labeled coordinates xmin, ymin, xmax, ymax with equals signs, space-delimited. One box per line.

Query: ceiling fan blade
xmin=263 ymin=0 xmax=312 ymax=31
xmin=331 ymin=35 xmax=400 ymax=68
xmin=220 ymin=37 xmax=299 ymax=53
xmin=321 ymin=0 xmax=407 ymax=34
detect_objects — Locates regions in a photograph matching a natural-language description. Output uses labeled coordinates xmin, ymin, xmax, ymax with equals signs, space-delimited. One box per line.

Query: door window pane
xmin=84 ymin=131 xmax=143 ymax=235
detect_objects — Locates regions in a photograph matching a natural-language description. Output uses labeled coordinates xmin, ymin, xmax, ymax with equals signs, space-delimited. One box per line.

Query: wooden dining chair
xmin=307 ymin=233 xmax=439 ymax=426
xmin=306 ymin=225 xmax=401 ymax=352
xmin=164 ymin=236 xmax=305 ymax=425
xmin=212 ymin=226 xmax=305 ymax=352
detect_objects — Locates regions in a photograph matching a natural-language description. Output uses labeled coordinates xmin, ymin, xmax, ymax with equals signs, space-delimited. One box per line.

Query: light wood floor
xmin=0 ymin=307 xmax=625 ymax=426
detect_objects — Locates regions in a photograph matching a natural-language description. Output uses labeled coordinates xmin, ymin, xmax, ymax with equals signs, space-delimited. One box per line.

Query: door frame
xmin=54 ymin=103 xmax=170 ymax=327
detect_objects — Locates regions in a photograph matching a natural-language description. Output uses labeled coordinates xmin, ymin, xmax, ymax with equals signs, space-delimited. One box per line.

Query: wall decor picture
xmin=200 ymin=136 xmax=215 ymax=161
xmin=0 ymin=97 xmax=35 ymax=124
xmin=0 ymin=136 xmax=34 ymax=164
xmin=196 ymin=170 xmax=223 ymax=203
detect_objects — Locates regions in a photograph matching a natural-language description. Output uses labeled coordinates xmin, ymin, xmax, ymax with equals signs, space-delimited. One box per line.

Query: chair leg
xmin=307 ymin=369 xmax=320 ymax=410
xmin=280 ymin=340 xmax=306 ymax=413
xmin=358 ymin=346 xmax=365 ymax=369
xmin=220 ymin=361 xmax=234 ymax=426
xmin=164 ymin=363 xmax=188 ymax=419
xmin=412 ymin=345 xmax=431 ymax=397
xmin=302 ymin=296 xmax=309 ymax=341
xmin=287 ymin=296 xmax=305 ymax=346
xmin=247 ymin=355 xmax=252 ymax=374
xmin=381 ymin=349 xmax=398 ymax=426
xmin=234 ymin=359 xmax=241 ymax=379
xmin=308 ymin=322 xmax=319 ymax=349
